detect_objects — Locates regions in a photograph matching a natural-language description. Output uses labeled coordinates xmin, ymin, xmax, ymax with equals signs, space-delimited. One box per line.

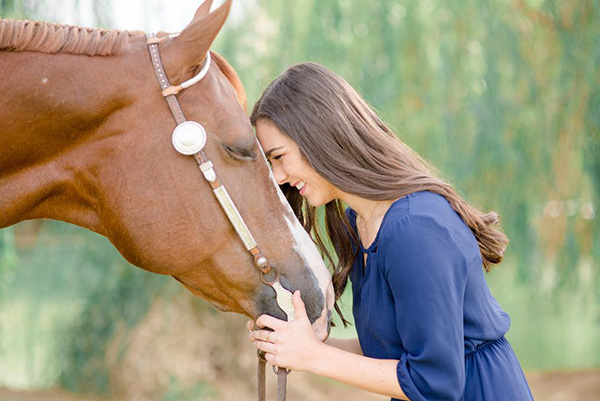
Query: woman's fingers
xmin=255 ymin=314 xmax=286 ymax=331
xmin=254 ymin=335 xmax=276 ymax=349
xmin=245 ymin=292 xmax=322 ymax=371
xmin=249 ymin=328 xmax=276 ymax=343
xmin=253 ymin=340 xmax=288 ymax=368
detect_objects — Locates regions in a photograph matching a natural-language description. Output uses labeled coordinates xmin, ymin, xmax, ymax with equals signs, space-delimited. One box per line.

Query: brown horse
xmin=0 ymin=0 xmax=333 ymax=336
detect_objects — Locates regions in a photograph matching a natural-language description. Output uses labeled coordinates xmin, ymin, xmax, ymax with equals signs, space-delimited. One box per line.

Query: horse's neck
xmin=0 ymin=51 xmax=129 ymax=233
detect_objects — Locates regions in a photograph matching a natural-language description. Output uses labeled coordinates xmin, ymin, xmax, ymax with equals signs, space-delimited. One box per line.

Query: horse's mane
xmin=0 ymin=19 xmax=248 ymax=110
xmin=0 ymin=19 xmax=141 ymax=56
xmin=211 ymin=51 xmax=248 ymax=112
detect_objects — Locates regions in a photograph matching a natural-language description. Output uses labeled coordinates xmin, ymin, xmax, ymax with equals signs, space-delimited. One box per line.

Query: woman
xmin=248 ymin=62 xmax=533 ymax=401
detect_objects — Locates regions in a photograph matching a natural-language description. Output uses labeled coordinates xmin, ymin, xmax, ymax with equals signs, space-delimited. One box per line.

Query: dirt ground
xmin=525 ymin=370 xmax=600 ymax=401
xmin=0 ymin=369 xmax=598 ymax=401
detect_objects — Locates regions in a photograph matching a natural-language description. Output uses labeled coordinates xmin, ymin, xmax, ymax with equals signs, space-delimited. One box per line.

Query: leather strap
xmin=277 ymin=368 xmax=289 ymax=400
xmin=258 ymin=352 xmax=267 ymax=401
xmin=147 ymin=33 xmax=186 ymax=124
xmin=146 ymin=32 xmax=290 ymax=401
xmin=258 ymin=351 xmax=290 ymax=401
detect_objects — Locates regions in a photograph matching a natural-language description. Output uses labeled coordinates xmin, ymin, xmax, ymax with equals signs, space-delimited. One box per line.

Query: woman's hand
xmin=247 ymin=290 xmax=325 ymax=372
xmin=247 ymin=291 xmax=407 ymax=399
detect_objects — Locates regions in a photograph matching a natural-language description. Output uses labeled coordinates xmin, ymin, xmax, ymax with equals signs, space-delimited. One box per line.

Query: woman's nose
xmin=272 ymin=164 xmax=287 ymax=185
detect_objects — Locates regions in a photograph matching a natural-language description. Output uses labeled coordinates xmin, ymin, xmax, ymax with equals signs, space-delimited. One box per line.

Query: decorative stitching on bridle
xmin=146 ymin=32 xmax=292 ymax=401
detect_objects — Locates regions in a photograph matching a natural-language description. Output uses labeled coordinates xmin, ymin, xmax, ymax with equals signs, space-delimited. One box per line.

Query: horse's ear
xmin=194 ymin=0 xmax=214 ymax=19
xmin=161 ymin=0 xmax=232 ymax=83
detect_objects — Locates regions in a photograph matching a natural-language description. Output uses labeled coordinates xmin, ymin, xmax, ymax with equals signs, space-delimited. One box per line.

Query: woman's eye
xmin=272 ymin=154 xmax=283 ymax=161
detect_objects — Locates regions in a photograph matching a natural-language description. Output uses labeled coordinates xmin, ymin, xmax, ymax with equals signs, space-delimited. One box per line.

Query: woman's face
xmin=255 ymin=119 xmax=339 ymax=207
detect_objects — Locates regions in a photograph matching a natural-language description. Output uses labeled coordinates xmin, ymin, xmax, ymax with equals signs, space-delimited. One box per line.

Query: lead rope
xmin=146 ymin=33 xmax=291 ymax=401
xmin=256 ymin=327 xmax=291 ymax=401
xmin=277 ymin=366 xmax=289 ymax=400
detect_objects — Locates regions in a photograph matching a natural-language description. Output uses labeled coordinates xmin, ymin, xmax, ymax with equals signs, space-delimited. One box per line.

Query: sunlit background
xmin=1 ymin=0 xmax=599 ymax=400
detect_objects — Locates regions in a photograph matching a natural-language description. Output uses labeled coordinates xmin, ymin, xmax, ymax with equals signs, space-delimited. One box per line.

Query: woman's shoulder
xmin=380 ymin=191 xmax=477 ymax=254
xmin=378 ymin=192 xmax=478 ymax=278
xmin=406 ymin=190 xmax=456 ymax=217
xmin=345 ymin=190 xmax=470 ymax=242
xmin=382 ymin=191 xmax=457 ymax=231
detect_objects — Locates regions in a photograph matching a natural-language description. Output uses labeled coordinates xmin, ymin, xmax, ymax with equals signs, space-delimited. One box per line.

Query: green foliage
xmin=0 ymin=227 xmax=17 ymax=298
xmin=216 ymin=0 xmax=600 ymax=368
xmin=0 ymin=0 xmax=25 ymax=18
xmin=56 ymin=232 xmax=167 ymax=395
xmin=0 ymin=222 xmax=168 ymax=393
xmin=160 ymin=376 xmax=215 ymax=401
xmin=1 ymin=1 xmax=599 ymax=398
xmin=215 ymin=0 xmax=600 ymax=289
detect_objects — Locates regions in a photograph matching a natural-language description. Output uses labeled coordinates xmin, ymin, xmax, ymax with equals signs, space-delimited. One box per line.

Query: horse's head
xmin=90 ymin=0 xmax=333 ymax=332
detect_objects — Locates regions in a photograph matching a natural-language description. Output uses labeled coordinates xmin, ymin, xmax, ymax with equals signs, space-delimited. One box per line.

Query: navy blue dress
xmin=348 ymin=191 xmax=534 ymax=401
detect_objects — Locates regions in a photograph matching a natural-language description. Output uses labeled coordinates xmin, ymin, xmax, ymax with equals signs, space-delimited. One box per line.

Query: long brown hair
xmin=251 ymin=63 xmax=508 ymax=322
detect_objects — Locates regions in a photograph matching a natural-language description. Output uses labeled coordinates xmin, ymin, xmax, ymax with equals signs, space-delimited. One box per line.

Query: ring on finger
xmin=266 ymin=332 xmax=272 ymax=343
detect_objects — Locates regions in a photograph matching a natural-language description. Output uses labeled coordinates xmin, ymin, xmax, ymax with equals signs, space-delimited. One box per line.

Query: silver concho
xmin=172 ymin=121 xmax=207 ymax=155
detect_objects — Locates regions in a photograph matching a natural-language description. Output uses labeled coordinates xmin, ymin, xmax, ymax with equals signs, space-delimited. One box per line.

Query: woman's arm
xmin=310 ymin=341 xmax=406 ymax=398
xmin=325 ymin=337 xmax=363 ymax=355
xmin=249 ymin=291 xmax=408 ymax=400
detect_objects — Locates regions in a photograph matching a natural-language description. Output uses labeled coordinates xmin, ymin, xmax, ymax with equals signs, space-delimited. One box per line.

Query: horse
xmin=0 ymin=0 xmax=334 ymax=339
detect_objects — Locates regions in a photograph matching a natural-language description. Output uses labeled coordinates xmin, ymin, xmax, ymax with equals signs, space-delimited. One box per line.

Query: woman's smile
xmin=293 ymin=180 xmax=307 ymax=195
xmin=247 ymin=61 xmax=526 ymax=401
xmin=255 ymin=119 xmax=338 ymax=207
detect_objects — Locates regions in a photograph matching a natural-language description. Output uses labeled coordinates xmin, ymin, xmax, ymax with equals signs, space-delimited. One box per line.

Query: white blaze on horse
xmin=0 ymin=0 xmax=334 ymax=338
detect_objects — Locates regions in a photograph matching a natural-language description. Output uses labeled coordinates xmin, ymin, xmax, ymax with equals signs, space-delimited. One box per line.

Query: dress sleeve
xmin=378 ymin=214 xmax=467 ymax=401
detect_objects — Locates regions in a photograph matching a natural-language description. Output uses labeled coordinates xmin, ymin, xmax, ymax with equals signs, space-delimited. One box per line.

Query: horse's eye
xmin=223 ymin=143 xmax=257 ymax=161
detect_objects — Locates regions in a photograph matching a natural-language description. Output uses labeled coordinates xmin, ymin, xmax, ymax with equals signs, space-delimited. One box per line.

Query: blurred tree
xmin=216 ymin=0 xmax=599 ymax=289
xmin=91 ymin=0 xmax=113 ymax=28
xmin=1 ymin=0 xmax=599 ymax=395
xmin=0 ymin=0 xmax=24 ymax=18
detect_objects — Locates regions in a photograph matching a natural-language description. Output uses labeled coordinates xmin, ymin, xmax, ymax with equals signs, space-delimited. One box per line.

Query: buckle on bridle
xmin=254 ymin=254 xmax=272 ymax=274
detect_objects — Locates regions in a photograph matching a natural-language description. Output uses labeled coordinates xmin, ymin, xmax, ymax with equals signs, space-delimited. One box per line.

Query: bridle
xmin=146 ymin=33 xmax=291 ymax=400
